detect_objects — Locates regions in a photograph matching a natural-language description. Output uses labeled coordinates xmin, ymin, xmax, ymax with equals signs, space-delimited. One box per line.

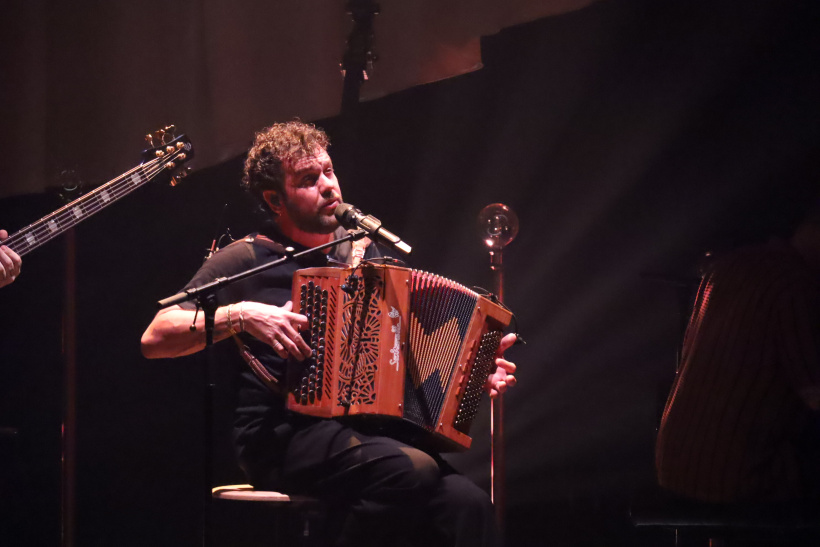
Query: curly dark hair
xmin=242 ymin=120 xmax=330 ymax=209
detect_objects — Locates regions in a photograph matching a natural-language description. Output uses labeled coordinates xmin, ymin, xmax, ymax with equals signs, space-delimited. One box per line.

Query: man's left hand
xmin=0 ymin=229 xmax=21 ymax=289
xmin=486 ymin=332 xmax=517 ymax=398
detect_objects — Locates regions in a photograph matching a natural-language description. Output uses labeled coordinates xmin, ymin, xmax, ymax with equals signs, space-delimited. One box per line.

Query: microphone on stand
xmin=335 ymin=203 xmax=412 ymax=255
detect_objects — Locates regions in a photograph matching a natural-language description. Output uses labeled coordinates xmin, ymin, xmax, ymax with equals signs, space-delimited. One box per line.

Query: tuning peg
xmin=169 ymin=166 xmax=190 ymax=187
xmin=161 ymin=125 xmax=176 ymax=144
xmin=145 ymin=134 xmax=155 ymax=148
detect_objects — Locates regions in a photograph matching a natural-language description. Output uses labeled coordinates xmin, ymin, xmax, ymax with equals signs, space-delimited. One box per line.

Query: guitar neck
xmin=5 ymin=158 xmax=165 ymax=257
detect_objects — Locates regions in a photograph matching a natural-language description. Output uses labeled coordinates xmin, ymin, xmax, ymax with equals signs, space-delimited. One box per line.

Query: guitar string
xmin=4 ymin=158 xmax=166 ymax=255
xmin=4 ymin=151 xmax=183 ymax=256
xmin=5 ymin=159 xmax=162 ymax=247
xmin=6 ymin=158 xmax=171 ymax=255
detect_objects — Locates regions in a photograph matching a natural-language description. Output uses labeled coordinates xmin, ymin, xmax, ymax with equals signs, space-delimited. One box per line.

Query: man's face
xmin=266 ymin=148 xmax=343 ymax=235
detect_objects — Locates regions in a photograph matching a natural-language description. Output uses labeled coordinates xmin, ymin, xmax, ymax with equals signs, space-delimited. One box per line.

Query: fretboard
xmin=5 ymin=157 xmax=166 ymax=257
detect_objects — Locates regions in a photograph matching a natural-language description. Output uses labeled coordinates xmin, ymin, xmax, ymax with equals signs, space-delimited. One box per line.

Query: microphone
xmin=335 ymin=203 xmax=412 ymax=255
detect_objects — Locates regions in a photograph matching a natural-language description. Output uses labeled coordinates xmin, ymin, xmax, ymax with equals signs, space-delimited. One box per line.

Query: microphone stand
xmin=156 ymin=229 xmax=369 ymax=547
xmin=477 ymin=204 xmax=519 ymax=535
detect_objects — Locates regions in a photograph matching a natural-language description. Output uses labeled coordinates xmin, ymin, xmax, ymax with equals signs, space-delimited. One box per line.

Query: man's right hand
xmin=239 ymin=301 xmax=312 ymax=361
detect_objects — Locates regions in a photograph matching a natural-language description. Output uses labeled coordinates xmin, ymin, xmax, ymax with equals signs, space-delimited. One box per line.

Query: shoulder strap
xmin=244 ymin=233 xmax=288 ymax=254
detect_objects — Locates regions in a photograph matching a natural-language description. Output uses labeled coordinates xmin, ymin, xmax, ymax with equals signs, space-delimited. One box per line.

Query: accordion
xmin=287 ymin=263 xmax=513 ymax=452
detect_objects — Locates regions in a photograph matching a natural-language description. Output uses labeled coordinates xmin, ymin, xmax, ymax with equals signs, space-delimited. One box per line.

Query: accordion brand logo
xmin=389 ymin=306 xmax=401 ymax=371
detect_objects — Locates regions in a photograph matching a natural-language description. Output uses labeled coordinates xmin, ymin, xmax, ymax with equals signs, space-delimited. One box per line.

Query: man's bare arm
xmin=141 ymin=301 xmax=311 ymax=361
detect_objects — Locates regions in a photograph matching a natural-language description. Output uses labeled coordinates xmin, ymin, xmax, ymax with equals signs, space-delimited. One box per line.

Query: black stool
xmin=211 ymin=484 xmax=325 ymax=546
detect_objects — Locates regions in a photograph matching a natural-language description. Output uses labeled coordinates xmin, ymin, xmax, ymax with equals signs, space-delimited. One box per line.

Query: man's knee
xmin=342 ymin=436 xmax=440 ymax=502
xmin=397 ymin=446 xmax=439 ymax=494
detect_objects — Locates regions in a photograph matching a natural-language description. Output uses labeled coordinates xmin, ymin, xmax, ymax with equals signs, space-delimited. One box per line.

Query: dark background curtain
xmin=1 ymin=0 xmax=819 ymax=545
xmin=0 ymin=0 xmax=596 ymax=198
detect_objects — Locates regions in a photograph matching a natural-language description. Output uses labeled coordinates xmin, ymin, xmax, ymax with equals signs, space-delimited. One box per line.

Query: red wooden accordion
xmin=287 ymin=263 xmax=513 ymax=452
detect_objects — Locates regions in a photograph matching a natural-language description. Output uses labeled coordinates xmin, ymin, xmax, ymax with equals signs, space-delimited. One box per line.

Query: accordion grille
xmin=338 ymin=279 xmax=382 ymax=406
xmin=324 ymin=286 xmax=337 ymax=399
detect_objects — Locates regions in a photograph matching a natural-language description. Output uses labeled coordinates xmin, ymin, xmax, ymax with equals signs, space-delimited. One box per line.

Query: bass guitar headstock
xmin=142 ymin=125 xmax=195 ymax=186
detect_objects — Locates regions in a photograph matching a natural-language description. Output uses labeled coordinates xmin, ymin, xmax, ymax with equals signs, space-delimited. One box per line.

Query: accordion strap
xmin=222 ymin=234 xmax=287 ymax=396
xmin=230 ymin=333 xmax=283 ymax=396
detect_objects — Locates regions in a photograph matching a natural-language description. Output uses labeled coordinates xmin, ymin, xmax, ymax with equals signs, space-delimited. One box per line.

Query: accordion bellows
xmin=288 ymin=263 xmax=512 ymax=452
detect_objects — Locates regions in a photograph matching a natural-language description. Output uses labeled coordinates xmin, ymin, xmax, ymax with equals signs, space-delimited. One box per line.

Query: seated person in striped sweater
xmin=656 ymin=199 xmax=820 ymax=504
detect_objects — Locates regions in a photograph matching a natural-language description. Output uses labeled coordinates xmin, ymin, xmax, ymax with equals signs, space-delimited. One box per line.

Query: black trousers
xmin=246 ymin=419 xmax=499 ymax=547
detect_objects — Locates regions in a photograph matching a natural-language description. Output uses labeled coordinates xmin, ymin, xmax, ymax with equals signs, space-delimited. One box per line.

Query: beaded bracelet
xmin=226 ymin=304 xmax=238 ymax=336
xmin=238 ymin=302 xmax=246 ymax=333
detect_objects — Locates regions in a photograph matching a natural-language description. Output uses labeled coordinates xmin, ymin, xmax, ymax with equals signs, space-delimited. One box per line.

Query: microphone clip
xmin=334 ymin=203 xmax=412 ymax=255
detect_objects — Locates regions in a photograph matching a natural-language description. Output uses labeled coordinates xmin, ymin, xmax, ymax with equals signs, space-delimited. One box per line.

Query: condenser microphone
xmin=334 ymin=203 xmax=412 ymax=255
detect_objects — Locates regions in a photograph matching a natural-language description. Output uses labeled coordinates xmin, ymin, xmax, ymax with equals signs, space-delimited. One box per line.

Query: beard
xmin=280 ymin=199 xmax=339 ymax=235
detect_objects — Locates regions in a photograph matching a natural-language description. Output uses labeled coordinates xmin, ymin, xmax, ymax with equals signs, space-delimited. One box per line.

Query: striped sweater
xmin=656 ymin=242 xmax=820 ymax=503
